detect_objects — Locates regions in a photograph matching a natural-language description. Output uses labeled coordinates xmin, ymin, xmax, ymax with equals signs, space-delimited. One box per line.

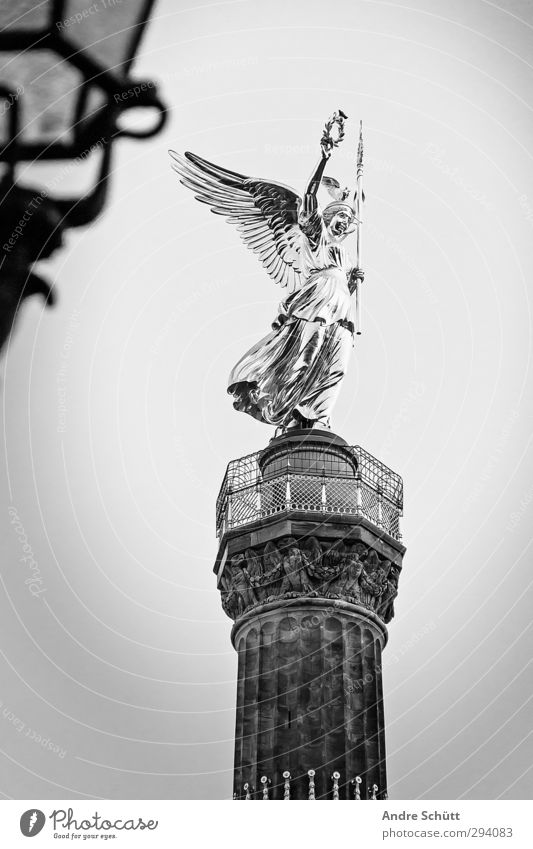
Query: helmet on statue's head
xmin=323 ymin=201 xmax=358 ymax=237
xmin=323 ymin=201 xmax=356 ymax=222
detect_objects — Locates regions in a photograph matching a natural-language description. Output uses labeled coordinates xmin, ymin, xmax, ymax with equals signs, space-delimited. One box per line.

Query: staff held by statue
xmin=354 ymin=121 xmax=364 ymax=335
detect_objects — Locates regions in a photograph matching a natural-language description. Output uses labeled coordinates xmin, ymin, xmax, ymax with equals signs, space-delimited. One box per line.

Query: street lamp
xmin=0 ymin=0 xmax=167 ymax=349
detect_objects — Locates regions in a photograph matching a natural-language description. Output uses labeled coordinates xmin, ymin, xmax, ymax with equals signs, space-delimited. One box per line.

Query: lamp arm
xmin=54 ymin=138 xmax=113 ymax=228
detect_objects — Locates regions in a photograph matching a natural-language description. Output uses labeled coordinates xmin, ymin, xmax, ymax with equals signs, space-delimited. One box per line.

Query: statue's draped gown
xmin=228 ymin=207 xmax=355 ymax=427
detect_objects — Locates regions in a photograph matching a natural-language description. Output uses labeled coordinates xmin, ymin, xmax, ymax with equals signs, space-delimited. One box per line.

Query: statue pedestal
xmin=214 ymin=430 xmax=405 ymax=800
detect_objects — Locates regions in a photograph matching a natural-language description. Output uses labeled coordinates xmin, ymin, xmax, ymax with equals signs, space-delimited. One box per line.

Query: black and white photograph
xmin=0 ymin=0 xmax=531 ymax=844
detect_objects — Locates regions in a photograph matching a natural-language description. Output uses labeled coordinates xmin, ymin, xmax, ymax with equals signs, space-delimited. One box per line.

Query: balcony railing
xmin=216 ymin=445 xmax=403 ymax=541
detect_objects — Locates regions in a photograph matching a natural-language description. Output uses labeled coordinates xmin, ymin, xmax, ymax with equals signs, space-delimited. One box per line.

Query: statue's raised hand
xmin=320 ymin=110 xmax=347 ymax=160
xmin=320 ymin=137 xmax=334 ymax=160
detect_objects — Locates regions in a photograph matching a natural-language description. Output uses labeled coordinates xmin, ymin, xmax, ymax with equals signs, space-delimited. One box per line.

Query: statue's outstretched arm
xmin=302 ymin=148 xmax=330 ymax=218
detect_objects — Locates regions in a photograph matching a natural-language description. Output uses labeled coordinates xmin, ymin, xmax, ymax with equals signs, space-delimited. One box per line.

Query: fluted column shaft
xmin=232 ymin=603 xmax=387 ymax=800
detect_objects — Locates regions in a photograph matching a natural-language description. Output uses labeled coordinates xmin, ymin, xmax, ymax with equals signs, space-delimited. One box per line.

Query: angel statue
xmin=170 ymin=110 xmax=365 ymax=431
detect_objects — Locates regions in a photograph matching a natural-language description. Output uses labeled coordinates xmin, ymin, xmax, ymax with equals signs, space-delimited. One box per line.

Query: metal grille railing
xmin=216 ymin=444 xmax=403 ymax=540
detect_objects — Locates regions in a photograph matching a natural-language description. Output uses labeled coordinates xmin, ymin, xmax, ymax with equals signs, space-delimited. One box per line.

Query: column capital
xmin=218 ymin=528 xmax=403 ymax=629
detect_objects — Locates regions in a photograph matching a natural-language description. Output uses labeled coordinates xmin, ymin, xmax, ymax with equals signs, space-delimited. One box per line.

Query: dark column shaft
xmin=232 ymin=606 xmax=387 ymax=800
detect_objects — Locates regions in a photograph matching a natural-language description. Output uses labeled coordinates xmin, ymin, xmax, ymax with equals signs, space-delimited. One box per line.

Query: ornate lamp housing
xmin=0 ymin=0 xmax=167 ymax=349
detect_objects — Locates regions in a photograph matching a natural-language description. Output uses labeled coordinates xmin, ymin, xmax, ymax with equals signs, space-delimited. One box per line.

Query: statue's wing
xmin=321 ymin=176 xmax=350 ymax=202
xmin=170 ymin=151 xmax=303 ymax=293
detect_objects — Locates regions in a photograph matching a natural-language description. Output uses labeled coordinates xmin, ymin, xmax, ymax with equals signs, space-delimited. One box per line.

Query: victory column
xmin=171 ymin=112 xmax=406 ymax=800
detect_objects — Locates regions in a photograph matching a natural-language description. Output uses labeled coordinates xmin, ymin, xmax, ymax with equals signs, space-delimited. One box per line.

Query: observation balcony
xmin=216 ymin=431 xmax=403 ymax=542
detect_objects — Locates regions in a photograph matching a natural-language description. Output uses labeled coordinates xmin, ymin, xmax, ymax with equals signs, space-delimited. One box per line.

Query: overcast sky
xmin=1 ymin=0 xmax=532 ymax=800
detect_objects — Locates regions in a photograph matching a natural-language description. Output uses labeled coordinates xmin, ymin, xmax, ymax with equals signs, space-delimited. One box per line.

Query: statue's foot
xmin=281 ymin=410 xmax=332 ymax=433
xmin=285 ymin=409 xmax=322 ymax=430
xmin=284 ymin=417 xmax=303 ymax=431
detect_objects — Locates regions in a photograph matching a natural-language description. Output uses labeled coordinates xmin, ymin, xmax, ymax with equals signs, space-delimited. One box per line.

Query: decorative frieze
xmin=220 ymin=535 xmax=401 ymax=624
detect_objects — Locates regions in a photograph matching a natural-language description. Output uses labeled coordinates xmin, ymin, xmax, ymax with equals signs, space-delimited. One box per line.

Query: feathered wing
xmin=170 ymin=150 xmax=303 ymax=293
xmin=321 ymin=175 xmax=350 ymax=202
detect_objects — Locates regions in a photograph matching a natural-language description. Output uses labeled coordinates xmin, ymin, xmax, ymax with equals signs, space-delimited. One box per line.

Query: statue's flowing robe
xmin=228 ymin=208 xmax=355 ymax=427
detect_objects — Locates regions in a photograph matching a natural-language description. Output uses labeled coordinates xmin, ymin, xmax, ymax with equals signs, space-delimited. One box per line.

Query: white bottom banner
xmin=0 ymin=800 xmax=530 ymax=848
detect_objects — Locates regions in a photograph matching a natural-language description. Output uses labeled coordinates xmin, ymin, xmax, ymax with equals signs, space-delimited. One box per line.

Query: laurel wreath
xmin=321 ymin=111 xmax=346 ymax=152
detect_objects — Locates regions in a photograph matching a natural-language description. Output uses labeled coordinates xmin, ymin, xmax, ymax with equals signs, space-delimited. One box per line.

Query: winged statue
xmin=170 ymin=110 xmax=364 ymax=432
